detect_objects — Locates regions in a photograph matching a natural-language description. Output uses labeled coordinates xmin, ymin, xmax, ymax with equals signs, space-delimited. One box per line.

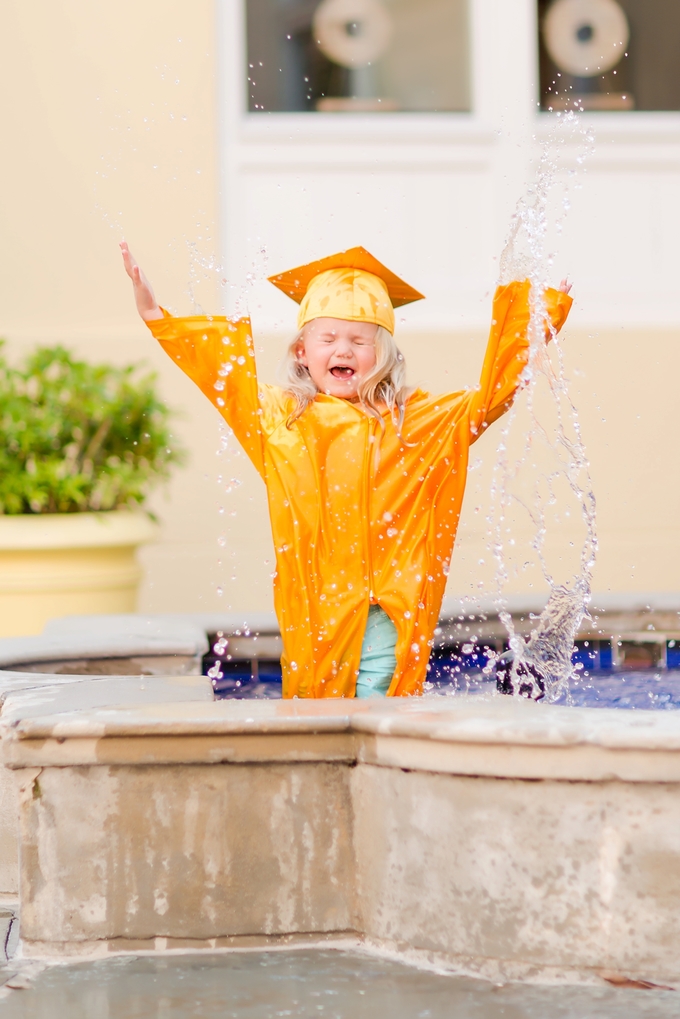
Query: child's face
xmin=297 ymin=317 xmax=378 ymax=401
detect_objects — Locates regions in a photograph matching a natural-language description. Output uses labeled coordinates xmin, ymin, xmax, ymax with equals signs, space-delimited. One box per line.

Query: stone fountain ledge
xmin=5 ymin=696 xmax=680 ymax=779
xmin=2 ymin=695 xmax=680 ymax=987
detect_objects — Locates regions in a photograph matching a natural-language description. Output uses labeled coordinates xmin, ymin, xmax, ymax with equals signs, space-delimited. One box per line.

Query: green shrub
xmin=0 ymin=343 xmax=185 ymax=514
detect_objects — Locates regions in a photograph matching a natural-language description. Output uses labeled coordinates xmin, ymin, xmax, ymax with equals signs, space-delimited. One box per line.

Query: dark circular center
xmin=576 ymin=23 xmax=594 ymax=43
xmin=344 ymin=20 xmax=362 ymax=37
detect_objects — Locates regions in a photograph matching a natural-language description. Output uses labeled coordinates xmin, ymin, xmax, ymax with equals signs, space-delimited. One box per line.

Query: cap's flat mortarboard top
xmin=268 ymin=246 xmax=425 ymax=308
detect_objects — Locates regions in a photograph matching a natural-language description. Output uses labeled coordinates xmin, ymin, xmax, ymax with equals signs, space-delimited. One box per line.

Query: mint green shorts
xmin=355 ymin=605 xmax=397 ymax=698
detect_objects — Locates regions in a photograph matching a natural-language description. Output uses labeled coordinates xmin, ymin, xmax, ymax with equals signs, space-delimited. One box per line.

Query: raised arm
xmin=148 ymin=311 xmax=270 ymax=475
xmin=120 ymin=242 xmax=273 ymax=476
xmin=467 ymin=279 xmax=573 ymax=441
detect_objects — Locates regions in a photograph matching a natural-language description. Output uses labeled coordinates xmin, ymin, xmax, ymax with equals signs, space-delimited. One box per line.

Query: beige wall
xmin=0 ymin=0 xmax=240 ymax=615
xmin=1 ymin=0 xmax=679 ymax=622
xmin=409 ymin=327 xmax=680 ymax=603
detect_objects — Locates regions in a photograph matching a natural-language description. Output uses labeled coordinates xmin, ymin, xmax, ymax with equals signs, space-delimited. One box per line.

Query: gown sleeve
xmin=467 ymin=280 xmax=573 ymax=441
xmin=146 ymin=309 xmax=277 ymax=477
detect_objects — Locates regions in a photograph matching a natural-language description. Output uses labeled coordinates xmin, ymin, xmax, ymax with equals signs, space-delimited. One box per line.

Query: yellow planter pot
xmin=0 ymin=512 xmax=158 ymax=637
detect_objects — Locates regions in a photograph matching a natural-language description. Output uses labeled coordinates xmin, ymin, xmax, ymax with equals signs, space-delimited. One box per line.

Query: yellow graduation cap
xmin=268 ymin=246 xmax=425 ymax=335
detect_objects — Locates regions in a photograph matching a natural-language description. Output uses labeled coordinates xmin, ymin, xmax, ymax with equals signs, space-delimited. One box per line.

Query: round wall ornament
xmin=543 ymin=0 xmax=629 ymax=77
xmin=313 ymin=0 xmax=393 ymax=69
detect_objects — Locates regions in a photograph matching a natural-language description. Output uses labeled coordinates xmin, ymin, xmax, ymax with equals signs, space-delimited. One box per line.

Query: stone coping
xmin=0 ymin=675 xmax=214 ymax=722
xmin=0 ymin=613 xmax=285 ymax=669
xmin=4 ymin=695 xmax=680 ymax=747
xmin=4 ymin=695 xmax=680 ymax=782
xmin=0 ymin=621 xmax=209 ymax=668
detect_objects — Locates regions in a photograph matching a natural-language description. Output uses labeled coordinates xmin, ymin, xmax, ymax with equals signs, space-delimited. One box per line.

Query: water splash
xmin=490 ymin=111 xmax=597 ymax=702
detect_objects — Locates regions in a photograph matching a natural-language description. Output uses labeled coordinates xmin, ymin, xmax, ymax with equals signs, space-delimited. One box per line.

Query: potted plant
xmin=0 ymin=343 xmax=184 ymax=636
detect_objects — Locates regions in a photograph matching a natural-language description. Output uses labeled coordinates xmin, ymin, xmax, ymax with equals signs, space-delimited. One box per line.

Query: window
xmin=539 ymin=0 xmax=680 ymax=111
xmin=245 ymin=0 xmax=470 ymax=113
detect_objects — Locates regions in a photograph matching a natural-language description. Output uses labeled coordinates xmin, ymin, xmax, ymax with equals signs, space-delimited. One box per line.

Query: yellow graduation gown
xmin=148 ymin=280 xmax=572 ymax=698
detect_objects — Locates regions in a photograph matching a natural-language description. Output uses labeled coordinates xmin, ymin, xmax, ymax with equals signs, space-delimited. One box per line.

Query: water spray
xmin=490 ymin=111 xmax=597 ymax=702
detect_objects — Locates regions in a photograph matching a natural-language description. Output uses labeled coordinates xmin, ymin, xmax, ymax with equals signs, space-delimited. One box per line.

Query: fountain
xmin=0 ymin=601 xmax=677 ymax=999
xmin=486 ymin=111 xmax=598 ymax=703
xmin=0 ymin=116 xmax=679 ymax=1017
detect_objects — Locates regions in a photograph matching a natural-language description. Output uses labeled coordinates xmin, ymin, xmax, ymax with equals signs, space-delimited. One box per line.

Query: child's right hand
xmin=120 ymin=241 xmax=163 ymax=321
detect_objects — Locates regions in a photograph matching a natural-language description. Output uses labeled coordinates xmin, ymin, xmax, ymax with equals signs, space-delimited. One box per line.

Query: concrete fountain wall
xmin=3 ymin=695 xmax=680 ymax=986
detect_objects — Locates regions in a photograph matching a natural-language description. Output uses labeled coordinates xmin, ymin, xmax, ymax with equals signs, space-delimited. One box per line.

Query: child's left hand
xmin=559 ymin=278 xmax=572 ymax=295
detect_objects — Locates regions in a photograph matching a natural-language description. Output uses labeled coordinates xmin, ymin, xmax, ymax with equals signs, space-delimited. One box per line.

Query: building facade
xmin=1 ymin=0 xmax=679 ymax=617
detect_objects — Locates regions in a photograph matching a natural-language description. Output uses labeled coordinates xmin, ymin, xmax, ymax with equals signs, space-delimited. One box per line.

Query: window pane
xmin=245 ymin=0 xmax=470 ymax=113
xmin=538 ymin=0 xmax=680 ymax=112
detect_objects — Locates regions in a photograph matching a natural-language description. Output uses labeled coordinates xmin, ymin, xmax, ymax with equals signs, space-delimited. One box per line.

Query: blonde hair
xmin=279 ymin=324 xmax=413 ymax=434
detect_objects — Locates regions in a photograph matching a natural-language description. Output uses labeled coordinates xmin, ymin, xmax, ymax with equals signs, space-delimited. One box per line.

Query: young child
xmin=121 ymin=243 xmax=572 ymax=699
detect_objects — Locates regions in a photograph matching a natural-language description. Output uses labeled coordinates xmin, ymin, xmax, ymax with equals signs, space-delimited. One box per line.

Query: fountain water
xmin=490 ymin=111 xmax=598 ymax=702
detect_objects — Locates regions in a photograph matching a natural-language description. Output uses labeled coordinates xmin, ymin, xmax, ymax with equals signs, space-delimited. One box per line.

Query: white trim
xmin=235 ymin=113 xmax=491 ymax=143
xmin=218 ymin=0 xmax=680 ymax=330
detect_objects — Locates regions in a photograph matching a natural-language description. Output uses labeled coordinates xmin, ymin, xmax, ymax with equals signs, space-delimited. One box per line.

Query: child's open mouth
xmin=330 ymin=366 xmax=355 ymax=379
